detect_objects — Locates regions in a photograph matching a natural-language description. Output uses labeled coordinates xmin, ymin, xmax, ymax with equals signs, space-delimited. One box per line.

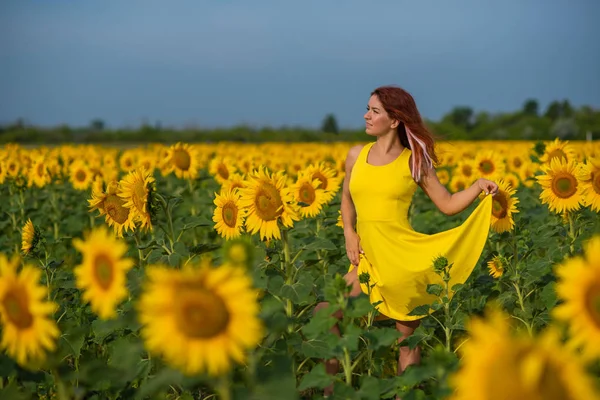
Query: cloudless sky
xmin=1 ymin=0 xmax=599 ymax=129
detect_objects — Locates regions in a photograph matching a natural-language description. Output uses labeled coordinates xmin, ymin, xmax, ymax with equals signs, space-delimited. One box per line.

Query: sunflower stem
xmin=132 ymin=231 xmax=145 ymax=267
xmin=215 ymin=374 xmax=232 ymax=400
xmin=282 ymin=229 xmax=293 ymax=322
xmin=567 ymin=211 xmax=576 ymax=254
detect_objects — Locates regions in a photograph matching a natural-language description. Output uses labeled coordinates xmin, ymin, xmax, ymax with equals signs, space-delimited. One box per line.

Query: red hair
xmin=371 ymin=86 xmax=439 ymax=183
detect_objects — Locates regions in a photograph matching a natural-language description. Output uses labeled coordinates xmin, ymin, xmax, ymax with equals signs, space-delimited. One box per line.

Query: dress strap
xmin=360 ymin=142 xmax=376 ymax=165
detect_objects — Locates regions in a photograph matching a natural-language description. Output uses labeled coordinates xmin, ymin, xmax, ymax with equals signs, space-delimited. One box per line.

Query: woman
xmin=315 ymin=85 xmax=498 ymax=395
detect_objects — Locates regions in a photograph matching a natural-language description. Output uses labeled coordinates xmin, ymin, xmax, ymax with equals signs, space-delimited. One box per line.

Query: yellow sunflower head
xmin=304 ymin=162 xmax=342 ymax=201
xmin=450 ymin=306 xmax=600 ymax=400
xmin=487 ymin=255 xmax=505 ymax=278
xmin=474 ymin=151 xmax=505 ymax=179
xmin=88 ymin=180 xmax=137 ymax=238
xmin=72 ymin=225 xmax=134 ymax=320
xmin=0 ymin=255 xmax=60 ymax=368
xmin=436 ymin=169 xmax=450 ymax=186
xmin=292 ymin=173 xmax=328 ymax=219
xmin=118 ymin=167 xmax=156 ymax=232
xmin=481 ymin=179 xmax=520 ymax=233
xmin=166 ymin=142 xmax=200 ymax=180
xmin=336 ymin=209 xmax=344 ymax=229
xmin=577 ymin=157 xmax=600 ymax=212
xmin=237 ymin=167 xmax=299 ymax=241
xmin=69 ymin=160 xmax=93 ymax=191
xmin=137 ymin=260 xmax=264 ymax=376
xmin=553 ymin=235 xmax=600 ymax=361
xmin=539 ymin=138 xmax=577 ymax=165
xmin=222 ymin=235 xmax=255 ymax=269
xmin=536 ymin=158 xmax=583 ymax=215
xmin=21 ymin=219 xmax=41 ymax=256
xmin=212 ymin=189 xmax=246 ymax=240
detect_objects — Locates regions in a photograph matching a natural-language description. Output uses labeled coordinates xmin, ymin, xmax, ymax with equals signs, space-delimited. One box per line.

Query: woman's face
xmin=364 ymin=95 xmax=397 ymax=137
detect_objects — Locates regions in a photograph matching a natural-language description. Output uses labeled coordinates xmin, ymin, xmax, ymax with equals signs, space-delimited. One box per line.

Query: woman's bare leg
xmin=313 ymin=267 xmax=363 ymax=396
xmin=395 ymin=319 xmax=421 ymax=374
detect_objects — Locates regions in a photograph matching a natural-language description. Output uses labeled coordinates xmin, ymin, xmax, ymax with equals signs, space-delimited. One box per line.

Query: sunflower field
xmin=0 ymin=138 xmax=599 ymax=400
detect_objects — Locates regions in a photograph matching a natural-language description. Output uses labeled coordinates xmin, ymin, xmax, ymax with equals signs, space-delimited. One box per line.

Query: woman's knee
xmin=395 ymin=319 xmax=420 ymax=339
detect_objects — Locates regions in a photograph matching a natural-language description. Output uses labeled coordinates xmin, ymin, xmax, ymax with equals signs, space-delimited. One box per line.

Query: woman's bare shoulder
xmin=345 ymin=144 xmax=365 ymax=169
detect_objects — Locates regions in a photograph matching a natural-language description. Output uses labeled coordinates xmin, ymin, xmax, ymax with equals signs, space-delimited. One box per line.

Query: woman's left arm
xmin=418 ymin=167 xmax=499 ymax=216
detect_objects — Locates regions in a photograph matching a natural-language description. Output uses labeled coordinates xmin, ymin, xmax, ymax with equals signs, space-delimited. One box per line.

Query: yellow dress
xmin=348 ymin=142 xmax=493 ymax=321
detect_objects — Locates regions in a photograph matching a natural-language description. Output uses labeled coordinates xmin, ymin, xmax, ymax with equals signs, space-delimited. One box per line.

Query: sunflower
xmin=303 ymin=162 xmax=343 ymax=202
xmin=238 ymin=167 xmax=299 ymax=241
xmin=577 ymin=157 xmax=600 ymax=212
xmin=165 ymin=142 xmax=200 ymax=180
xmin=209 ymin=156 xmax=238 ymax=185
xmin=137 ymin=261 xmax=264 ymax=376
xmin=222 ymin=235 xmax=255 ymax=269
xmin=88 ymin=179 xmax=137 ymax=238
xmin=72 ymin=226 xmax=134 ymax=320
xmin=0 ymin=255 xmax=60 ymax=367
xmin=0 ymin=161 xmax=6 ymax=184
xmin=536 ymin=158 xmax=583 ymax=214
xmin=483 ymin=179 xmax=519 ymax=233
xmin=220 ymin=172 xmax=247 ymax=194
xmin=503 ymin=172 xmax=520 ymax=191
xmin=436 ymin=169 xmax=450 ymax=186
xmin=449 ymin=307 xmax=600 ymax=400
xmin=553 ymin=236 xmax=600 ymax=361
xmin=455 ymin=159 xmax=476 ymax=182
xmin=69 ymin=160 xmax=93 ymax=191
xmin=118 ymin=167 xmax=155 ymax=231
xmin=292 ymin=173 xmax=328 ymax=218
xmin=27 ymin=156 xmax=51 ymax=188
xmin=21 ymin=219 xmax=40 ymax=255
xmin=212 ymin=189 xmax=246 ymax=240
xmin=474 ymin=151 xmax=505 ymax=179
xmin=487 ymin=255 xmax=505 ymax=278
xmin=539 ymin=138 xmax=577 ymax=165
xmin=450 ymin=175 xmax=469 ymax=193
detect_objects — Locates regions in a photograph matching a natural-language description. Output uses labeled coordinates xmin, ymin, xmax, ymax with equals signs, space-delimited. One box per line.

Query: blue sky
xmin=0 ymin=0 xmax=599 ymax=129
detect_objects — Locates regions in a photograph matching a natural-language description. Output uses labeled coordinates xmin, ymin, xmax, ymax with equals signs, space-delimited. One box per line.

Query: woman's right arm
xmin=341 ymin=145 xmax=364 ymax=266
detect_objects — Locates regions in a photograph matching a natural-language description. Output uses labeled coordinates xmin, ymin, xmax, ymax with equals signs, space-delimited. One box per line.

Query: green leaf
xmin=338 ymin=324 xmax=362 ymax=352
xmin=298 ymin=364 xmax=333 ymax=391
xmin=426 ymin=284 xmax=443 ymax=297
xmin=407 ymin=304 xmax=430 ymax=317
xmin=188 ymin=243 xmax=220 ymax=255
xmin=280 ymin=273 xmax=313 ymax=305
xmin=358 ymin=375 xmax=381 ymax=400
xmin=300 ymin=339 xmax=336 ymax=359
xmin=540 ymin=282 xmax=557 ymax=309
xmin=173 ymin=241 xmax=190 ymax=257
xmin=303 ymin=237 xmax=338 ymax=251
xmin=345 ymin=296 xmax=375 ymax=318
xmin=364 ymin=327 xmax=402 ymax=350
xmin=61 ymin=326 xmax=87 ymax=359
xmin=451 ymin=283 xmax=464 ymax=293
xmin=135 ymin=368 xmax=184 ymax=400
xmin=302 ymin=308 xmax=337 ymax=339
xmin=91 ymin=317 xmax=126 ymax=344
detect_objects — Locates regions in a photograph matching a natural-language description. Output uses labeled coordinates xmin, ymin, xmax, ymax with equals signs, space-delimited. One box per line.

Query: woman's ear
xmin=391 ymin=119 xmax=400 ymax=129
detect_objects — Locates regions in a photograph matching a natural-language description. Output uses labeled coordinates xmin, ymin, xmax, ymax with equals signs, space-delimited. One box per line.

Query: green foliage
xmin=1 ymin=101 xmax=599 ymax=143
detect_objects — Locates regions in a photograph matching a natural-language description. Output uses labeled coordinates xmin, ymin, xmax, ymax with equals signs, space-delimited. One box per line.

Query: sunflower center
xmin=479 ymin=160 xmax=495 ymax=175
xmin=299 ymin=182 xmax=316 ymax=205
xmin=175 ymin=289 xmax=230 ymax=339
xmin=492 ymin=193 xmax=508 ymax=219
xmin=2 ymin=288 xmax=34 ymax=329
xmin=124 ymin=158 xmax=133 ymax=168
xmin=173 ymin=149 xmax=191 ymax=171
xmin=93 ymin=253 xmax=115 ymax=290
xmin=456 ymin=181 xmax=465 ymax=191
xmin=551 ymin=173 xmax=577 ymax=199
xmin=585 ymin=283 xmax=600 ymax=327
xmin=104 ymin=194 xmax=130 ymax=224
xmin=75 ymin=169 xmax=87 ymax=182
xmin=217 ymin=164 xmax=229 ymax=180
xmin=592 ymin=171 xmax=600 ymax=194
xmin=254 ymin=182 xmax=283 ymax=221
xmin=547 ymin=149 xmax=567 ymax=163
xmin=222 ymin=201 xmax=238 ymax=228
xmin=462 ymin=165 xmax=472 ymax=176
xmin=512 ymin=157 xmax=522 ymax=169
xmin=312 ymin=172 xmax=328 ymax=190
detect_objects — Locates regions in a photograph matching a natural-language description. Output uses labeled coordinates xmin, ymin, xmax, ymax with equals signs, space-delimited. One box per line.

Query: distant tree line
xmin=0 ymin=99 xmax=598 ymax=144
